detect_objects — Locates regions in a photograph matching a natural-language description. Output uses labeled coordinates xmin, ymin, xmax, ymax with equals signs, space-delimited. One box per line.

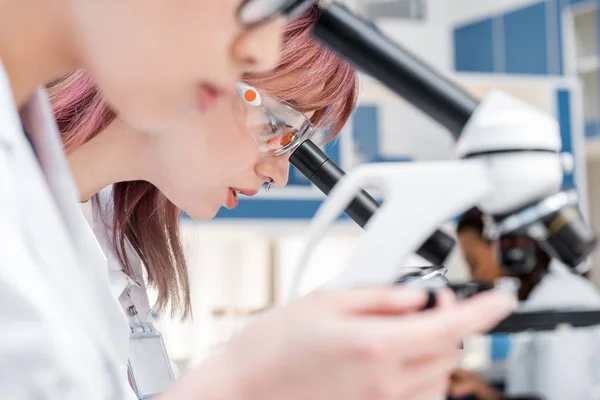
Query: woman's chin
xmin=183 ymin=206 xmax=219 ymax=221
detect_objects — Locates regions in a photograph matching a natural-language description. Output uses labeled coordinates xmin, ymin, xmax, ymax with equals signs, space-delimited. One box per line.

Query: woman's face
xmin=458 ymin=229 xmax=503 ymax=284
xmin=147 ymin=79 xmax=318 ymax=220
xmin=72 ymin=0 xmax=285 ymax=136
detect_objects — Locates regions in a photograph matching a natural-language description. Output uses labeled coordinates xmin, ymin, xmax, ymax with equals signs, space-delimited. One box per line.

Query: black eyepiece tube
xmin=312 ymin=3 xmax=479 ymax=137
xmin=290 ymin=140 xmax=455 ymax=265
xmin=290 ymin=140 xmax=379 ymax=227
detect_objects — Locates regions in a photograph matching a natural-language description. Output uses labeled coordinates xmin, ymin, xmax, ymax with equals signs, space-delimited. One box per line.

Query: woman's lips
xmin=225 ymin=189 xmax=239 ymax=210
xmin=225 ymin=188 xmax=259 ymax=210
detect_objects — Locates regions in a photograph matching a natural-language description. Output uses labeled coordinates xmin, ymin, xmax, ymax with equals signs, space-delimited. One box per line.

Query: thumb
xmin=335 ymin=286 xmax=429 ymax=315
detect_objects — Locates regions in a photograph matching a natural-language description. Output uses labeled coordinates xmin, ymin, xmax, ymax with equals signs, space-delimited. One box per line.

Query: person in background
xmin=449 ymin=207 xmax=600 ymax=400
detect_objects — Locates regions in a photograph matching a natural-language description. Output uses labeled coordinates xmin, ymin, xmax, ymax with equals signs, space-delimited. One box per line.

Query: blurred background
xmin=150 ymin=0 xmax=600 ymax=377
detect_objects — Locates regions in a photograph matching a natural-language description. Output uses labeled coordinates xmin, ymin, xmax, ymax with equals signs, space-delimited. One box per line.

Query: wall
xmin=377 ymin=1 xmax=453 ymax=73
xmin=448 ymin=0 xmax=544 ymax=25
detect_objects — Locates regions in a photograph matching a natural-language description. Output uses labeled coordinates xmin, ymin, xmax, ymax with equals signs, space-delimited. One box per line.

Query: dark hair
xmin=457 ymin=207 xmax=551 ymax=301
xmin=457 ymin=207 xmax=488 ymax=241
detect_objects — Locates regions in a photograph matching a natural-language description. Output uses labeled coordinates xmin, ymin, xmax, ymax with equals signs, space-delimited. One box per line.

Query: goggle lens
xmin=236 ymin=82 xmax=314 ymax=156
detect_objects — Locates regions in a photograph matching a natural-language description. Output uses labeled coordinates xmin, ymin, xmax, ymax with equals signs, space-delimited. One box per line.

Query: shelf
xmin=578 ymin=55 xmax=600 ymax=73
xmin=585 ymin=135 xmax=600 ymax=160
xmin=573 ymin=5 xmax=598 ymax=60
xmin=580 ymin=71 xmax=599 ymax=120
xmin=570 ymin=1 xmax=598 ymax=18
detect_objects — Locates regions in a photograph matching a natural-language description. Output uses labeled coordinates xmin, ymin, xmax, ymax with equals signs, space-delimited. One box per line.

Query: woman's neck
xmin=0 ymin=0 xmax=79 ymax=107
xmin=68 ymin=119 xmax=153 ymax=202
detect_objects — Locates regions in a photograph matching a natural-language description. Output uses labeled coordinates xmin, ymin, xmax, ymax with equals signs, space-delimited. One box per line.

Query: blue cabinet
xmin=503 ymin=3 xmax=549 ymax=75
xmin=569 ymin=0 xmax=594 ymax=6
xmin=454 ymin=18 xmax=495 ymax=73
xmin=453 ymin=0 xmax=566 ymax=75
xmin=352 ymin=105 xmax=380 ymax=163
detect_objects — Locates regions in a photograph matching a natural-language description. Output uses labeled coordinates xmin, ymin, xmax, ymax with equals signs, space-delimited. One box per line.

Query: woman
xmin=50 ymin=8 xmax=358 ymax=397
xmin=0 ymin=0 xmax=515 ymax=397
xmin=449 ymin=207 xmax=600 ymax=400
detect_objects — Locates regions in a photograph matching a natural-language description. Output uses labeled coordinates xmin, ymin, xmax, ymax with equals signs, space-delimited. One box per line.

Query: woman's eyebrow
xmin=287 ymin=99 xmax=319 ymax=112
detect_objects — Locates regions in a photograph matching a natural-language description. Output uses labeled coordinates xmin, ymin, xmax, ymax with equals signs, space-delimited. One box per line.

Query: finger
xmin=434 ymin=288 xmax=456 ymax=310
xmin=397 ymin=352 xmax=460 ymax=398
xmin=336 ymin=286 xmax=429 ymax=315
xmin=439 ymin=290 xmax=516 ymax=336
xmin=375 ymin=290 xmax=515 ymax=359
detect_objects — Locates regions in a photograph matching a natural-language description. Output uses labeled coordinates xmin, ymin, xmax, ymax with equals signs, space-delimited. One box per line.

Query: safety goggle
xmin=237 ymin=0 xmax=316 ymax=28
xmin=236 ymin=82 xmax=315 ymax=156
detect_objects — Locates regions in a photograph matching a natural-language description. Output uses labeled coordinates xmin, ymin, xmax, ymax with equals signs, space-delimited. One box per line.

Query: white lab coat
xmin=506 ymin=261 xmax=600 ymax=400
xmin=0 ymin=59 xmax=128 ymax=398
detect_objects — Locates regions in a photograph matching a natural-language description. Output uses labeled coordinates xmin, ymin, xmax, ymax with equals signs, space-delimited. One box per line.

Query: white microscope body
xmin=288 ymin=90 xmax=567 ymax=299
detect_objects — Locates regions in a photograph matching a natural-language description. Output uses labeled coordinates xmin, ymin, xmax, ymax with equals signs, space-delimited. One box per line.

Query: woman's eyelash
xmin=269 ymin=117 xmax=291 ymax=133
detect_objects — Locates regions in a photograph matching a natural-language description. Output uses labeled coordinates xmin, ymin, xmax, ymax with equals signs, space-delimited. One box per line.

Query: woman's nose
xmin=232 ymin=16 xmax=286 ymax=73
xmin=257 ymin=154 xmax=290 ymax=188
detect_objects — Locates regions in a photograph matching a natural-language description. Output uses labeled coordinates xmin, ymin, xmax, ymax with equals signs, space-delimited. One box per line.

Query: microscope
xmin=285 ymin=1 xmax=600 ymax=332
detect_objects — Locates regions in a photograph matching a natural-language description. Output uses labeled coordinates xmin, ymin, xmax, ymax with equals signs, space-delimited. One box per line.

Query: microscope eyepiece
xmin=496 ymin=231 xmax=540 ymax=274
xmin=539 ymin=206 xmax=597 ymax=268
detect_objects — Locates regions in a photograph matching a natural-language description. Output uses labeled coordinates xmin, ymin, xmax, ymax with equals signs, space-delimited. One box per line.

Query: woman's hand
xmin=448 ymin=368 xmax=503 ymax=400
xmin=165 ymin=286 xmax=514 ymax=400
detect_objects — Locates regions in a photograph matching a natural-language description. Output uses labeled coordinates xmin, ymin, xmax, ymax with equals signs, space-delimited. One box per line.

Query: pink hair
xmin=48 ymin=5 xmax=357 ymax=318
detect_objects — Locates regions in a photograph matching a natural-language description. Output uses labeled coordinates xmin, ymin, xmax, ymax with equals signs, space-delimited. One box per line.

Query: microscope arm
xmin=286 ymin=159 xmax=491 ymax=299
